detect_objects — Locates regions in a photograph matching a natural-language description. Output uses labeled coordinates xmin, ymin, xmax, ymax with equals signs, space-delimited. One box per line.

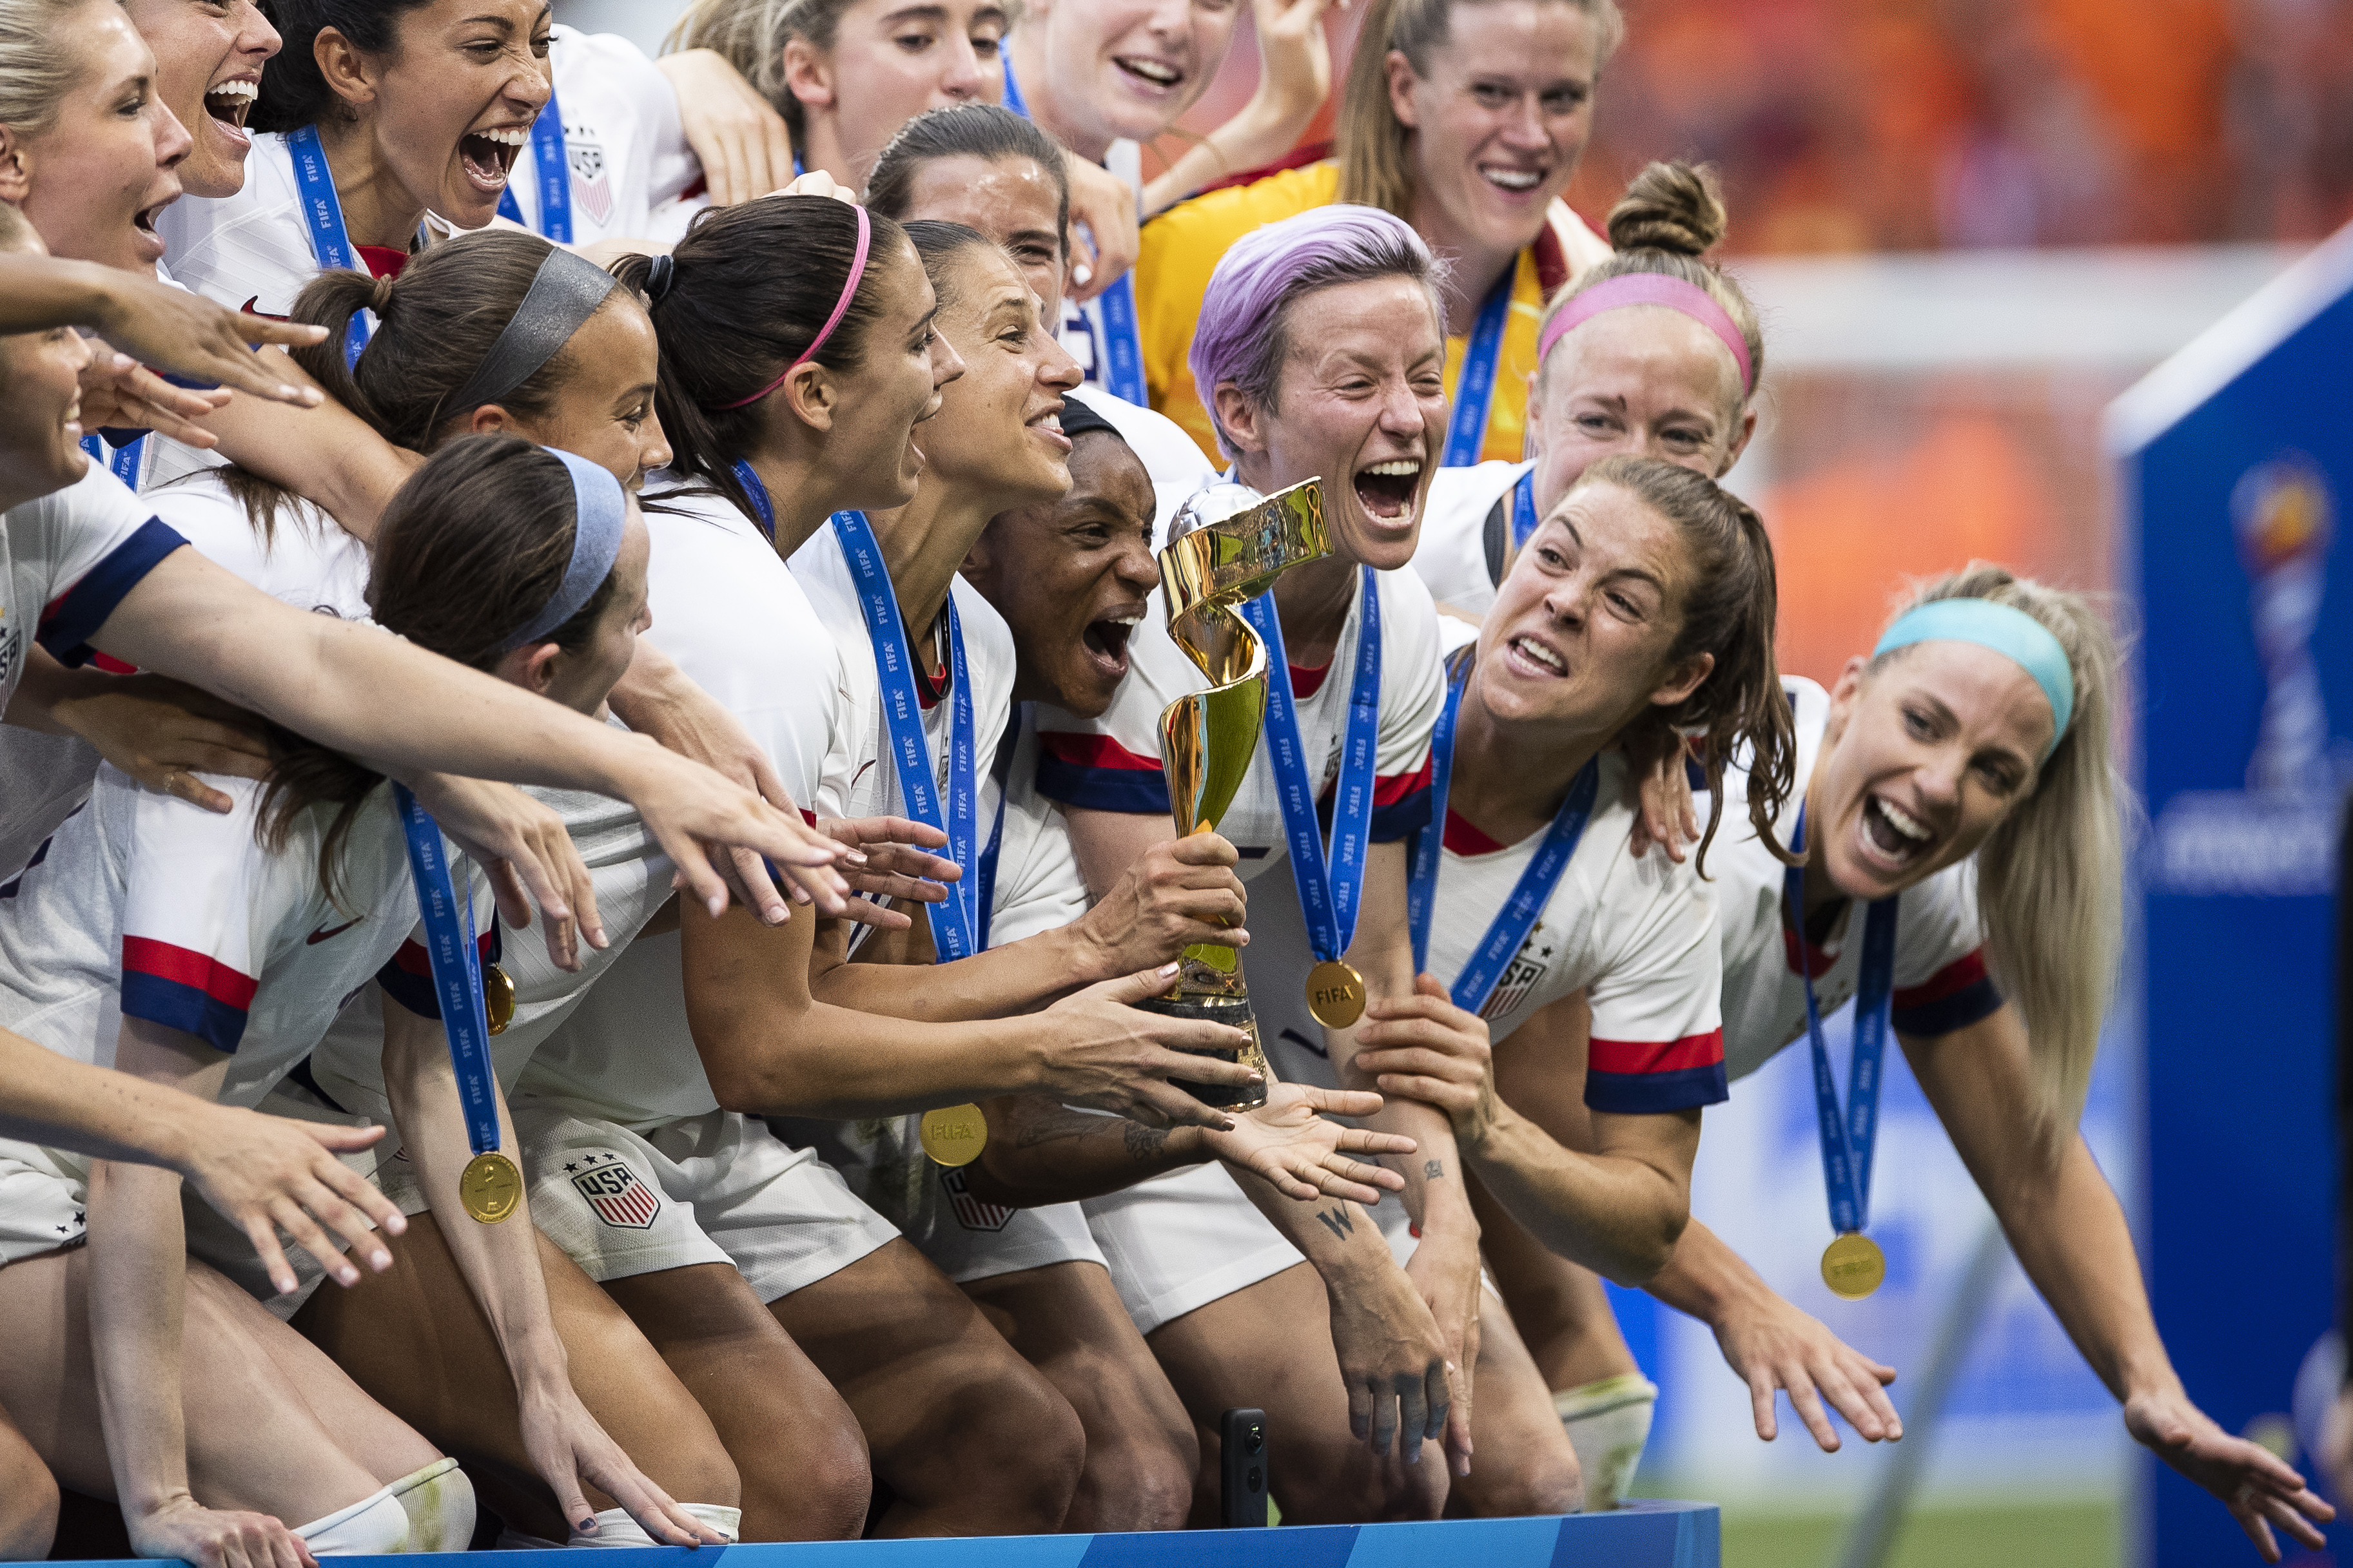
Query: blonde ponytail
xmin=1879 ymin=565 xmax=2127 ymax=1147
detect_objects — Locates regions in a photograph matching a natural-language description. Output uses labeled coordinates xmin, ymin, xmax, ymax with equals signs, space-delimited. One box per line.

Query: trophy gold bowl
xmin=1133 ymin=476 xmax=1333 ymax=1110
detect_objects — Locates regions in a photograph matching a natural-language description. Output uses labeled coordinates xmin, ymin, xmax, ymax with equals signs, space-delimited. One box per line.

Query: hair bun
xmin=1606 ymin=162 xmax=1728 ymax=257
xmin=369 ymin=270 xmax=398 ymax=315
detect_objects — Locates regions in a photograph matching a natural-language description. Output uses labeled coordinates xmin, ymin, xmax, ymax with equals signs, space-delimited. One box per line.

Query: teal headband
xmin=1873 ymin=598 xmax=2075 ymax=761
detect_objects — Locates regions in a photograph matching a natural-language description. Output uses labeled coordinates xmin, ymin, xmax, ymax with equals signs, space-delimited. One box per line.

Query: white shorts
xmin=463 ymin=1103 xmax=899 ymax=1302
xmin=0 ymin=1138 xmax=86 ymax=1268
xmin=774 ymin=1114 xmax=1106 ymax=1285
xmin=1084 ymin=1162 xmax=1468 ymax=1335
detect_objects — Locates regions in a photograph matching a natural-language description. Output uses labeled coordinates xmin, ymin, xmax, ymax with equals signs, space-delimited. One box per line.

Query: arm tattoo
xmin=1123 ymin=1121 xmax=1171 ymax=1163
xmin=1423 ymin=1159 xmax=1445 ymax=1181
xmin=1314 ymin=1205 xmax=1357 ymax=1242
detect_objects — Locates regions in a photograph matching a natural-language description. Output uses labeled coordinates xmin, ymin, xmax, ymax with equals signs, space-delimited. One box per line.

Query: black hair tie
xmin=645 ymin=253 xmax=676 ymax=304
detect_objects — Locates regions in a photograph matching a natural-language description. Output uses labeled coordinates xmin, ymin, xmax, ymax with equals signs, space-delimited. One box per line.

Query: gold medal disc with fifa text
xmin=483 ymin=963 xmax=516 ymax=1036
xmin=1821 ymin=1232 xmax=1886 ymax=1299
xmin=460 ymin=1151 xmax=522 ymax=1224
xmin=919 ymin=1103 xmax=988 ymax=1166
xmin=1305 ymin=960 xmax=1365 ymax=1029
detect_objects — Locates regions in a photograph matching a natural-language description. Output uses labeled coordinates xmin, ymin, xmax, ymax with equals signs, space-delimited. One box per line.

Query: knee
xmin=736 ymin=1415 xmax=869 ymax=1542
xmin=1468 ymin=1444 xmax=1583 ymax=1518
xmin=960 ymin=1364 xmax=1085 ymax=1529
xmin=1275 ymin=1438 xmax=1449 ymax=1525
xmin=0 ymin=1458 xmax=57 ymax=1560
xmin=1074 ymin=1425 xmax=1195 ymax=1533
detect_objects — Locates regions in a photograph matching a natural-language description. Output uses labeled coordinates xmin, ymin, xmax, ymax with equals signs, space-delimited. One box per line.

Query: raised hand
xmin=1710 ymin=1287 xmax=1902 ymax=1449
xmin=2127 ymin=1388 xmax=2333 ymax=1562
xmin=1064 ymin=156 xmax=1139 ymax=302
xmin=1199 ymin=1082 xmax=1414 ymax=1203
xmin=404 ymin=773 xmax=604 ymax=972
xmin=79 ymin=269 xmax=327 ymax=405
xmin=654 ymin=49 xmax=797 ymax=209
xmin=817 ymin=813 xmax=957 ymax=928
xmin=77 ymin=344 xmax=233 ymax=447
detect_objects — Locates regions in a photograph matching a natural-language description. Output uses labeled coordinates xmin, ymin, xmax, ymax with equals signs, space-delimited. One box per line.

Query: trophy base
xmin=1131 ymin=994 xmax=1271 ymax=1110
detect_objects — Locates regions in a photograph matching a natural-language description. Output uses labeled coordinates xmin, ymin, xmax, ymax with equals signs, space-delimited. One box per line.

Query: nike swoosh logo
xmin=239 ymin=296 xmax=291 ymax=322
xmin=306 ymin=918 xmax=361 ymax=945
xmin=852 ymin=759 xmax=878 ymax=786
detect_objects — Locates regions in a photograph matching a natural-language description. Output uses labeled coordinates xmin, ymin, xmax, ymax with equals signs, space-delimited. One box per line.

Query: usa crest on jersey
xmin=567 ymin=131 xmax=612 ymax=227
xmin=572 ymin=1151 xmax=659 ymax=1228
xmin=940 ymin=1167 xmax=1013 ymax=1233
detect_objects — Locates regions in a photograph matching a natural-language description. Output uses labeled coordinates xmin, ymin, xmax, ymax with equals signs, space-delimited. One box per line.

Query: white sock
xmin=1555 ymin=1372 xmax=1658 ymax=1511
xmin=567 ymin=1503 xmax=741 ymax=1548
xmin=294 ymin=1489 xmax=411 ymax=1556
xmin=386 ymin=1458 xmax=474 ymax=1553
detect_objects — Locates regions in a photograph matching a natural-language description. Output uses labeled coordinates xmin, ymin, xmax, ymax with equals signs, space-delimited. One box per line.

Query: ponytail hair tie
xmin=645 ymin=253 xmax=676 ymax=304
xmin=369 ymin=272 xmax=398 ymax=315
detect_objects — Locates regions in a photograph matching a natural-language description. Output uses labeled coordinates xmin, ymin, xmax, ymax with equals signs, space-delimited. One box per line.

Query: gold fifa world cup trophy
xmin=1131 ymin=476 xmax=1333 ymax=1111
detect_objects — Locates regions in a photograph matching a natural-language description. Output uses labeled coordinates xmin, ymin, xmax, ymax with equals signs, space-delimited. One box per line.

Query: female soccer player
xmin=1412 ymin=160 xmax=1759 ymax=621
xmin=865 ymin=102 xmax=1211 ymax=511
xmin=1135 ymin=0 xmax=1617 ymax=467
xmin=1040 ymin=202 xmax=1577 ymax=1519
xmin=0 ymin=437 xmax=721 ymax=1565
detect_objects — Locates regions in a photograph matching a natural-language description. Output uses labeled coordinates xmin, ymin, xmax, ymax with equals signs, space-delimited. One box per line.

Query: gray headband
xmin=500 ymin=447 xmax=627 ymax=652
xmin=442 ymin=247 xmax=621 ymax=420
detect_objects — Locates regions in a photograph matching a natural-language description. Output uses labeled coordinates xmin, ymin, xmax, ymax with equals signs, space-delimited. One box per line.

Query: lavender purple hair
xmin=1187 ymin=204 xmax=1448 ymax=460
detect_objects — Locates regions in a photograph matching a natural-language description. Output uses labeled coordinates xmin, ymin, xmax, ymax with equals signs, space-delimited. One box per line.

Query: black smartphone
xmin=1219 ymin=1406 xmax=1269 ymax=1527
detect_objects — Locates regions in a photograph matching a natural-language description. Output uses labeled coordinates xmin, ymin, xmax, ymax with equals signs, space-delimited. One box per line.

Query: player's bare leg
xmin=596 ymin=1262 xmax=870 ymax=1541
xmin=1149 ymin=1263 xmax=1451 ymax=1524
xmin=964 ymin=1260 xmax=1197 ymax=1532
xmin=295 ymin=1216 xmax=751 ymax=1541
xmin=1445 ymin=1293 xmax=1584 ymax=1515
xmin=768 ymin=1239 xmax=1085 ymax=1536
xmin=0 ymin=1396 xmax=57 ymax=1557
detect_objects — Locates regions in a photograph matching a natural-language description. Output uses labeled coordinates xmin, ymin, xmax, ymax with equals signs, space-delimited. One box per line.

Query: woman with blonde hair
xmin=1134 ymin=0 xmax=1618 ymax=467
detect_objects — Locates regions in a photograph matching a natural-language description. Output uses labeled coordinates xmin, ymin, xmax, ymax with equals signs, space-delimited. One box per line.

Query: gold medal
xmin=459 ymin=1150 xmax=522 ymax=1224
xmin=918 ymin=1103 xmax=988 ymax=1166
xmin=1305 ymin=960 xmax=1365 ymax=1029
xmin=1821 ymin=1232 xmax=1885 ymax=1300
xmin=483 ymin=963 xmax=516 ymax=1036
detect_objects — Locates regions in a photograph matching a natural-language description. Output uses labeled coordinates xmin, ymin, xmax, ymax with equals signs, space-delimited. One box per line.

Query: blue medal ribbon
xmin=1508 ymin=469 xmax=1541 ymax=550
xmin=1785 ymin=806 xmax=1897 ymax=1236
xmin=1238 ymin=566 xmax=1383 ymax=971
xmin=732 ymin=459 xmax=776 ymax=542
xmin=391 ymin=784 xmax=503 ymax=1158
xmin=1407 ymin=650 xmax=1601 ymax=1005
xmin=1442 ymin=267 xmax=1516 ymax=468
xmin=495 ymin=90 xmax=572 ymax=243
xmin=79 ymin=434 xmax=144 ymax=489
xmin=1000 ymin=58 xmax=1028 ymax=119
xmin=834 ymin=508 xmax=979 ymax=960
xmin=287 ymin=126 xmax=373 ymax=365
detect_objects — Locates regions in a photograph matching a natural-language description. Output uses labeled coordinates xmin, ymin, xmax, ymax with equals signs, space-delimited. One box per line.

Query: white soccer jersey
xmin=498 ymin=27 xmax=701 ymax=246
xmin=147 ymin=469 xmax=371 ymax=620
xmin=1254 ymin=739 xmax=1726 ymax=1116
xmin=1715 ymin=677 xmax=2004 ymax=1083
xmin=1410 ymin=460 xmax=1531 ymax=619
xmin=1033 ymin=562 xmax=1443 ymax=885
xmin=0 ymin=769 xmax=411 ymax=1117
xmin=159 ymin=134 xmax=451 ymax=320
xmin=985 ymin=715 xmax=1088 ymax=947
xmin=318 ymin=484 xmax=841 ymax=1123
xmin=792 ymin=519 xmax=1017 ymax=841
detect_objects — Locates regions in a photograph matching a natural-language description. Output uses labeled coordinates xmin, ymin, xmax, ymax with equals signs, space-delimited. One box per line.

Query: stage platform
xmin=26 ymin=1504 xmax=1721 ymax=1568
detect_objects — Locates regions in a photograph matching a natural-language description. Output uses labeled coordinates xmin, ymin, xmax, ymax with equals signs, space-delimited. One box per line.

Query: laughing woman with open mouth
xmin=158 ymin=0 xmax=554 ymax=321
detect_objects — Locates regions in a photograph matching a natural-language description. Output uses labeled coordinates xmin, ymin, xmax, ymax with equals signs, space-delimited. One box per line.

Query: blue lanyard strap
xmin=79 ymin=434 xmax=144 ymax=489
xmin=495 ymin=89 xmax=572 ymax=243
xmin=1442 ymin=266 xmax=1517 ymax=469
xmin=732 ymin=459 xmax=776 ymax=542
xmin=834 ymin=509 xmax=979 ymax=960
xmin=1093 ymin=274 xmax=1147 ymax=406
xmin=1407 ymin=650 xmax=1600 ymax=1007
xmin=391 ymin=784 xmax=503 ymax=1157
xmin=1000 ymin=58 xmax=1028 ymax=119
xmin=975 ymin=704 xmax=1023 ymax=951
xmin=287 ymin=126 xmax=371 ymax=365
xmin=1508 ymin=469 xmax=1541 ymax=550
xmin=1238 ymin=567 xmax=1383 ymax=967
xmin=1785 ymin=806 xmax=1899 ymax=1234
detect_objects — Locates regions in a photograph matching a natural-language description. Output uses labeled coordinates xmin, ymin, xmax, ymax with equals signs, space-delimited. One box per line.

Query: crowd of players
xmin=0 ymin=0 xmax=2334 ymax=1562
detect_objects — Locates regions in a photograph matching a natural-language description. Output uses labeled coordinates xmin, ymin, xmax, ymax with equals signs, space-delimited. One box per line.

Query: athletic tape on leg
xmin=1554 ymin=1373 xmax=1658 ymax=1512
xmin=387 ymin=1457 xmax=474 ymax=1553
xmin=293 ymin=1489 xmax=411 ymax=1555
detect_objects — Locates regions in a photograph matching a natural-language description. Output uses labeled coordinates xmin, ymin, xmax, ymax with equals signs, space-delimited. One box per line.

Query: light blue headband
xmin=1873 ymin=597 xmax=2075 ymax=760
xmin=499 ymin=447 xmax=626 ymax=653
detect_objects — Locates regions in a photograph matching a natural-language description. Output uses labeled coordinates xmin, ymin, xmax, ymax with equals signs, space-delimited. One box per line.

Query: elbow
xmin=1604 ymin=1202 xmax=1690 ymax=1290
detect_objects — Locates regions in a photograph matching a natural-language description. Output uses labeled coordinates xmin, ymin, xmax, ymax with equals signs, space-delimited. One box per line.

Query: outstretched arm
xmin=376 ymin=998 xmax=721 ymax=1545
xmin=1909 ymin=1006 xmax=2332 ymax=1560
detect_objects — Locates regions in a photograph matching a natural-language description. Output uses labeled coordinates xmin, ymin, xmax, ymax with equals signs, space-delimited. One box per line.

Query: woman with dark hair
xmin=0 ymin=438 xmax=724 ymax=1567
xmin=1134 ymin=0 xmax=1618 ymax=467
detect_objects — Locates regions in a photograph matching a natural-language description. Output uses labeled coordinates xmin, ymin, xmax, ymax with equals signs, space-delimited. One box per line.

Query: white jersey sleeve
xmin=144 ymin=471 xmax=371 ymax=620
xmin=155 ymin=135 xmax=319 ymax=317
xmin=0 ymin=465 xmax=187 ymax=711
xmin=1411 ymin=460 xmax=1530 ymax=619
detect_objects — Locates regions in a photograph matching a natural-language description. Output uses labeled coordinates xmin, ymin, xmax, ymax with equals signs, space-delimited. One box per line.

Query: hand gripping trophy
xmin=1131 ymin=476 xmax=1333 ymax=1110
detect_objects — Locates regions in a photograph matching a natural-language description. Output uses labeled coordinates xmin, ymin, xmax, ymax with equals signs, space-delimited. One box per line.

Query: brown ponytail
xmin=257 ymin=436 xmax=622 ymax=904
xmin=1575 ymin=455 xmax=1794 ymax=873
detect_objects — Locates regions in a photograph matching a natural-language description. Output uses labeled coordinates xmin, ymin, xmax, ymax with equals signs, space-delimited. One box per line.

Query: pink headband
xmin=714 ymin=202 xmax=874 ymax=411
xmin=1536 ymin=273 xmax=1753 ymax=395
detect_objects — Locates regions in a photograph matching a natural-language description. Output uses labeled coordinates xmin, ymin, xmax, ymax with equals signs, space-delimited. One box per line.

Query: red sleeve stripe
xmin=1372 ymin=750 xmax=1433 ymax=806
xmin=1588 ymin=1030 xmax=1725 ymax=1076
xmin=121 ymin=936 xmax=259 ymax=1009
xmin=1892 ymin=949 xmax=1988 ymax=1011
xmin=1781 ymin=927 xmax=1838 ymax=979
xmin=1039 ymin=731 xmax=1162 ymax=771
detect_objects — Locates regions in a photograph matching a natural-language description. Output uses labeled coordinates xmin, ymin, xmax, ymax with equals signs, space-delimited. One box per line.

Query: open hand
xmin=1710 ymin=1288 xmax=1901 ymax=1449
xmin=1200 ymin=1082 xmax=1413 ymax=1203
xmin=77 ymin=344 xmax=233 ymax=447
xmin=518 ymin=1373 xmax=727 ymax=1548
xmin=177 ymin=1108 xmax=405 ymax=1297
xmin=817 ymin=814 xmax=957 ymax=928
xmin=54 ymin=673 xmax=273 ymax=814
xmin=2127 ymin=1387 xmax=2333 ymax=1562
xmin=656 ymin=49 xmax=796 ymax=209
xmin=405 ymin=773 xmax=604 ymax=971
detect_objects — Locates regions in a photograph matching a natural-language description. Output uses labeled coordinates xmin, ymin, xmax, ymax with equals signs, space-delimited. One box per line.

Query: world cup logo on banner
xmin=2231 ymin=456 xmax=2334 ymax=794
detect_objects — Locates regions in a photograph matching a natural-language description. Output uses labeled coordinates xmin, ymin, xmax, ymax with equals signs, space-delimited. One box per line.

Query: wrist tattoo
xmin=1123 ymin=1121 xmax=1171 ymax=1163
xmin=1314 ymin=1205 xmax=1356 ymax=1242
